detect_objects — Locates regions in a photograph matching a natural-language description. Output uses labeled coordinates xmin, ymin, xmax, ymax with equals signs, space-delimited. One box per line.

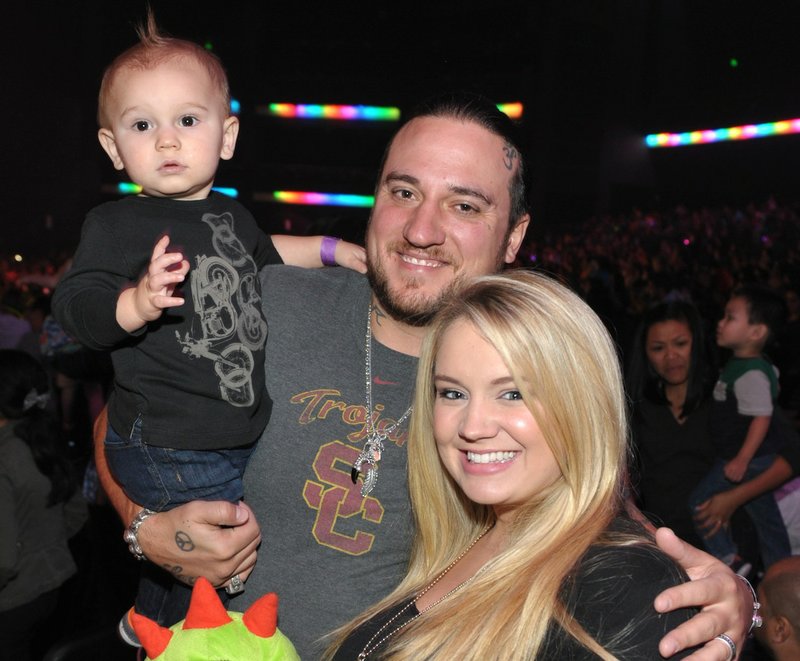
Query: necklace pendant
xmin=359 ymin=465 xmax=378 ymax=496
xmin=350 ymin=449 xmax=369 ymax=484
xmin=351 ymin=447 xmax=380 ymax=496
xmin=352 ymin=432 xmax=383 ymax=486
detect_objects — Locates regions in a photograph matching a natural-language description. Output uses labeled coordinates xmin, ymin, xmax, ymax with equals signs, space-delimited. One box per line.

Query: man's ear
xmin=504 ymin=213 xmax=530 ymax=264
xmin=220 ymin=116 xmax=239 ymax=161
xmin=98 ymin=129 xmax=125 ymax=171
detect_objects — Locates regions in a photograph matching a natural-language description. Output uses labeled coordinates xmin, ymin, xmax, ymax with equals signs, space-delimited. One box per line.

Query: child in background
xmin=690 ymin=284 xmax=791 ymax=573
xmin=52 ymin=12 xmax=365 ymax=646
xmin=755 ymin=556 xmax=800 ymax=660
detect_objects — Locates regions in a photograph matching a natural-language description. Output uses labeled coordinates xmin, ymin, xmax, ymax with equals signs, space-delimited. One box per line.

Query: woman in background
xmin=627 ymin=301 xmax=718 ymax=547
xmin=627 ymin=301 xmax=798 ymax=559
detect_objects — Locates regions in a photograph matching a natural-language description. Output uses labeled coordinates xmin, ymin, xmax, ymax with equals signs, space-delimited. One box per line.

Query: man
xmin=99 ymin=93 xmax=752 ymax=659
xmin=756 ymin=556 xmax=800 ymax=659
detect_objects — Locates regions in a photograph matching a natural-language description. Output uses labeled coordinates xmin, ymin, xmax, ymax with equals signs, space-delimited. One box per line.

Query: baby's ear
xmin=98 ymin=129 xmax=125 ymax=170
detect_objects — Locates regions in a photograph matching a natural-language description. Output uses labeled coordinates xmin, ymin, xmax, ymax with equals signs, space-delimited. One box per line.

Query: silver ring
xmin=225 ymin=573 xmax=244 ymax=595
xmin=714 ymin=633 xmax=736 ymax=661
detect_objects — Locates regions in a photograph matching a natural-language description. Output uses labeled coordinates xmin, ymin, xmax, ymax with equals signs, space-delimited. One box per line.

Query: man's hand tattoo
xmin=175 ymin=530 xmax=195 ymax=552
xmin=162 ymin=563 xmax=197 ymax=586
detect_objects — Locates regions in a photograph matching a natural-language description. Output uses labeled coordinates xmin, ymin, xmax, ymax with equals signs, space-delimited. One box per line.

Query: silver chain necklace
xmin=350 ymin=303 xmax=413 ymax=496
xmin=356 ymin=525 xmax=492 ymax=660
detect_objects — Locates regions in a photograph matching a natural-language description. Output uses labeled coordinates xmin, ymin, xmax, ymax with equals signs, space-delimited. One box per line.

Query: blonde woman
xmin=328 ymin=271 xmax=706 ymax=660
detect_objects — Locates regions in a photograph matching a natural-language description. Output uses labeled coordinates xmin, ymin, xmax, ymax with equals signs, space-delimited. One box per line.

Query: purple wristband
xmin=321 ymin=236 xmax=340 ymax=266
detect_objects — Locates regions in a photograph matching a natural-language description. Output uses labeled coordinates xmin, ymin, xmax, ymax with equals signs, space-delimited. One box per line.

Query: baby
xmin=52 ymin=13 xmax=364 ymax=647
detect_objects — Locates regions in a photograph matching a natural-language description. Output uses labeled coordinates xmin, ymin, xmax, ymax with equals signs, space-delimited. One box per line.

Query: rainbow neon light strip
xmin=264 ymin=102 xmax=522 ymax=121
xmin=117 ymin=183 xmax=238 ymax=198
xmin=266 ymin=103 xmax=400 ymax=121
xmin=497 ymin=102 xmax=523 ymax=119
xmin=270 ymin=191 xmax=374 ymax=207
xmin=646 ymin=118 xmax=800 ymax=148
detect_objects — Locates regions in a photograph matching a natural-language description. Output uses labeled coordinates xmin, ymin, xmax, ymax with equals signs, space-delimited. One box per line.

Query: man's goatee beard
xmin=365 ymin=262 xmax=465 ymax=328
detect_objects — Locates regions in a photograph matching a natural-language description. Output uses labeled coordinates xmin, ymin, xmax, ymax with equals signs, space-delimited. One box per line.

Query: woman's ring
xmin=714 ymin=633 xmax=736 ymax=661
xmin=225 ymin=573 xmax=244 ymax=595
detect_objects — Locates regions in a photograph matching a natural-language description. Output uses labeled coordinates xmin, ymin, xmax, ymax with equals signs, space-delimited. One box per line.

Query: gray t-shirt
xmin=240 ymin=266 xmax=416 ymax=658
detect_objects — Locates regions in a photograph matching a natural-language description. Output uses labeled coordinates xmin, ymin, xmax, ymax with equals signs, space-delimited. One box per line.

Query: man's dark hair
xmin=375 ymin=91 xmax=529 ymax=227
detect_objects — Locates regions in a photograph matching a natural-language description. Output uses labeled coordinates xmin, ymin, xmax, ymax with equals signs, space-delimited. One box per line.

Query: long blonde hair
xmin=327 ymin=270 xmax=632 ymax=659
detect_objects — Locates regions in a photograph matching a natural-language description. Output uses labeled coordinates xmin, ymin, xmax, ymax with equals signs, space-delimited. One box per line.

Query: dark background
xmin=4 ymin=0 xmax=800 ymax=259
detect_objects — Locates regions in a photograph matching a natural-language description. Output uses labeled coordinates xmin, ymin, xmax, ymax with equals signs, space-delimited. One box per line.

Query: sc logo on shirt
xmin=303 ymin=441 xmax=384 ymax=555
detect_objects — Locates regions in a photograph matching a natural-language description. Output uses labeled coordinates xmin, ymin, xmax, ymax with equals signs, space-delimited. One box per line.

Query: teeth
xmin=467 ymin=451 xmax=516 ymax=464
xmin=401 ymin=255 xmax=440 ymax=267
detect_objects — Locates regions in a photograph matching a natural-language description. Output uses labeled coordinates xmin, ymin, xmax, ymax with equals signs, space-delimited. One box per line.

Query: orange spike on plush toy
xmin=243 ymin=591 xmax=279 ymax=637
xmin=129 ymin=610 xmax=174 ymax=660
xmin=182 ymin=576 xmax=233 ymax=629
xmin=130 ymin=577 xmax=299 ymax=660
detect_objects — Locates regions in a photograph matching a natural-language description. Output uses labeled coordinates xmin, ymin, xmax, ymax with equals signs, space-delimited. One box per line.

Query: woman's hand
xmin=137 ymin=499 xmax=261 ymax=590
xmin=723 ymin=456 xmax=749 ymax=484
xmin=694 ymin=493 xmax=738 ymax=538
xmin=654 ymin=528 xmax=751 ymax=660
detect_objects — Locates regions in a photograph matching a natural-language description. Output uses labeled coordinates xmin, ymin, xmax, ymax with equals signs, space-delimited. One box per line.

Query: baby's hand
xmin=131 ymin=235 xmax=190 ymax=323
xmin=722 ymin=456 xmax=748 ymax=483
xmin=334 ymin=239 xmax=367 ymax=274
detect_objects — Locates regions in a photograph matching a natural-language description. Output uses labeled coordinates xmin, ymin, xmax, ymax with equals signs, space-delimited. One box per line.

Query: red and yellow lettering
xmin=303 ymin=441 xmax=384 ymax=555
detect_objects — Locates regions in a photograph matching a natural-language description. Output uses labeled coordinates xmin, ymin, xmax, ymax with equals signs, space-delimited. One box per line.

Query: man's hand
xmin=117 ymin=235 xmax=190 ymax=333
xmin=137 ymin=500 xmax=261 ymax=590
xmin=654 ymin=528 xmax=750 ymax=659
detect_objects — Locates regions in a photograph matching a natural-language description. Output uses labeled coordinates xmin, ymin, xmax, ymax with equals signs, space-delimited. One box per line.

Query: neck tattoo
xmin=350 ymin=303 xmax=412 ymax=496
xmin=356 ymin=525 xmax=492 ymax=659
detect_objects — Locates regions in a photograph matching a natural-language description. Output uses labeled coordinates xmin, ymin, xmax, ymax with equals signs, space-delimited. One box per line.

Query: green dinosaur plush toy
xmin=130 ymin=577 xmax=299 ymax=660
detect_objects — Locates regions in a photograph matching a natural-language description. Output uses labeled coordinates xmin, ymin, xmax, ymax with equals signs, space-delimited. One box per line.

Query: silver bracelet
xmin=123 ymin=508 xmax=156 ymax=561
xmin=735 ymin=573 xmax=763 ymax=634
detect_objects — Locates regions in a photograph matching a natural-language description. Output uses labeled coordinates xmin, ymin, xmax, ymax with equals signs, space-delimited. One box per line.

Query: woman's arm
xmin=694 ymin=456 xmax=793 ymax=536
xmin=567 ymin=541 xmax=701 ymax=659
xmin=621 ymin=497 xmax=752 ymax=657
